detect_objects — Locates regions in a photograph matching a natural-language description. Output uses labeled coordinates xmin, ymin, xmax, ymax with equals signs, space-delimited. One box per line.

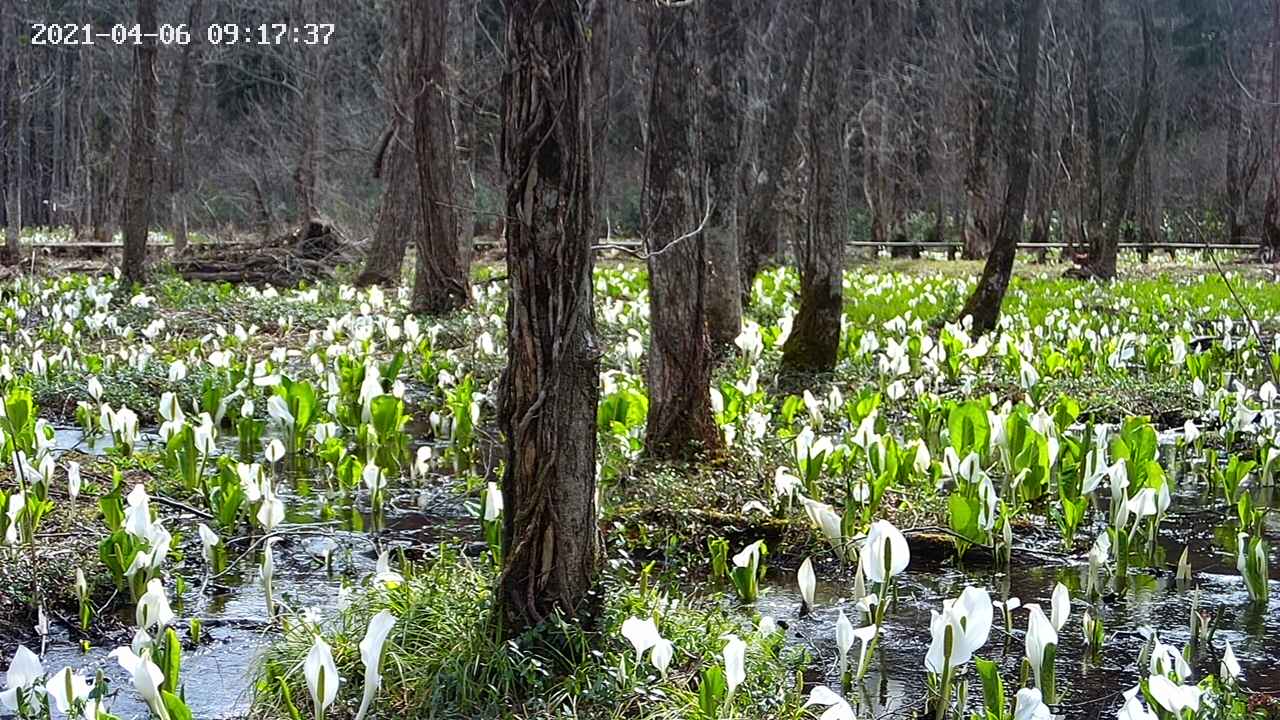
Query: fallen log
xmin=170 ymin=219 xmax=362 ymax=286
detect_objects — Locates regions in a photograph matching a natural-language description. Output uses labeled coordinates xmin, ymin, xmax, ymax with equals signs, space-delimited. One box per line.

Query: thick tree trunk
xmin=121 ymin=0 xmax=159 ymax=287
xmin=740 ymin=9 xmax=817 ymax=300
xmin=412 ymin=0 xmax=469 ymax=314
xmin=498 ymin=0 xmax=601 ymax=634
xmin=356 ymin=143 xmax=417 ymax=287
xmin=3 ymin=0 xmax=22 ymax=265
xmin=1088 ymin=4 xmax=1155 ymax=280
xmin=780 ymin=0 xmax=845 ymax=373
xmin=168 ymin=0 xmax=203 ymax=256
xmin=644 ymin=3 xmax=722 ymax=460
xmin=959 ymin=0 xmax=1045 ymax=335
xmin=702 ymin=0 xmax=745 ymax=349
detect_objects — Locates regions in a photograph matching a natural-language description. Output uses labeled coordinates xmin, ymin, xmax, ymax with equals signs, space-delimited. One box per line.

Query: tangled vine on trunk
xmin=497 ymin=0 xmax=602 ymax=634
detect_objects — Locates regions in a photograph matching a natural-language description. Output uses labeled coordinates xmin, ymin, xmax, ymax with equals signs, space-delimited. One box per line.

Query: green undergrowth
xmin=252 ymin=548 xmax=810 ymax=720
xmin=603 ymin=458 xmax=818 ymax=568
xmin=0 ymin=454 xmax=137 ymax=634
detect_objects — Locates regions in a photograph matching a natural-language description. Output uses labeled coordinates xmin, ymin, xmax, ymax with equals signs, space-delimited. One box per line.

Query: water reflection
xmin=753 ymin=480 xmax=1280 ymax=718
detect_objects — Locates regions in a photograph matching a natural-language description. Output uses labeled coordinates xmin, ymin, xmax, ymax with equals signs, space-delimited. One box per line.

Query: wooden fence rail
xmin=475 ymin=238 xmax=1261 ymax=253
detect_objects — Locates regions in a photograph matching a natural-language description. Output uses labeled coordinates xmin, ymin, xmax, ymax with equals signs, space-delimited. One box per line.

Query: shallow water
xmin=753 ymin=483 xmax=1280 ymax=719
xmin=8 ymin=429 xmax=474 ymax=720
xmin=18 ymin=503 xmax=479 ymax=720
xmin=17 ymin=429 xmax=1280 ymax=719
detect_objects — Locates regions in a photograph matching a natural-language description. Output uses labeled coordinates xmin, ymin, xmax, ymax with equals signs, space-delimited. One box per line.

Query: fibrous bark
xmin=121 ymin=0 xmax=159 ymax=287
xmin=780 ymin=0 xmax=846 ymax=372
xmin=702 ymin=0 xmax=745 ymax=349
xmin=958 ymin=0 xmax=1046 ymax=334
xmin=643 ymin=3 xmax=723 ymax=459
xmin=498 ymin=0 xmax=601 ymax=633
xmin=412 ymin=0 xmax=468 ymax=315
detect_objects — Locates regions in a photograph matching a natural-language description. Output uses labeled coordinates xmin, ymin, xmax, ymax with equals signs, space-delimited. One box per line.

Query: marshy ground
xmin=1 ymin=252 xmax=1278 ymax=720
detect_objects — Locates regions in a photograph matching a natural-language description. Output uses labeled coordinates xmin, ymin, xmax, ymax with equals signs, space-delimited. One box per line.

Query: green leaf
xmin=99 ymin=491 xmax=125 ymax=532
xmin=161 ymin=690 xmax=194 ymax=720
xmin=1051 ymin=395 xmax=1080 ymax=432
xmin=948 ymin=493 xmax=982 ymax=544
xmin=975 ymin=657 xmax=1006 ymax=720
xmin=698 ymin=665 xmax=727 ymax=720
xmin=160 ymin=628 xmax=182 ymax=694
xmin=370 ymin=395 xmax=402 ymax=432
xmin=948 ymin=401 xmax=990 ymax=459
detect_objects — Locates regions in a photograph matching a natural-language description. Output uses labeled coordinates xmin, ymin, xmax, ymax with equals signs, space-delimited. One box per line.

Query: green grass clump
xmin=253 ymin=548 xmax=810 ymax=720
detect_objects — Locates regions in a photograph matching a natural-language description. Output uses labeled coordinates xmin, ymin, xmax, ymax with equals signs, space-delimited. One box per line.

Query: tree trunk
xmin=1085 ymin=0 xmax=1104 ymax=233
xmin=168 ymin=0 xmax=203 ymax=256
xmin=411 ymin=0 xmax=469 ymax=315
xmin=293 ymin=0 xmax=322 ymax=226
xmin=356 ymin=142 xmax=417 ymax=287
xmin=702 ymin=0 xmax=746 ymax=350
xmin=498 ymin=0 xmax=601 ymax=634
xmin=962 ymin=1 xmax=997 ymax=260
xmin=294 ymin=76 xmax=320 ymax=225
xmin=90 ymin=106 xmax=115 ymax=244
xmin=740 ymin=9 xmax=818 ymax=300
xmin=958 ymin=0 xmax=1046 ymax=335
xmin=644 ymin=3 xmax=722 ymax=460
xmin=3 ymin=0 xmax=22 ymax=265
xmin=449 ymin=0 xmax=476 ymax=271
xmin=121 ymin=0 xmax=159 ymax=287
xmin=1029 ymin=131 xmax=1055 ymax=260
xmin=1150 ymin=12 xmax=1170 ymax=252
xmin=780 ymin=0 xmax=846 ymax=373
xmin=1225 ymin=83 xmax=1244 ymax=243
xmin=1265 ymin=0 xmax=1280 ymax=260
xmin=1088 ymin=3 xmax=1155 ymax=280
xmin=357 ymin=0 xmax=417 ymax=288
xmin=587 ymin=0 xmax=611 ymax=237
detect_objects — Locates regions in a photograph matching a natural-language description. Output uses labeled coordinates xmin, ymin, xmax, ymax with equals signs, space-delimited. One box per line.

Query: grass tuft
xmin=253 ymin=547 xmax=811 ymax=720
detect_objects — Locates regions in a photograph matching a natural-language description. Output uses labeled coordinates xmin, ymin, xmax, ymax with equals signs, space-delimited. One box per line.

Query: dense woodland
xmin=3 ymin=0 xmax=1280 ymax=274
